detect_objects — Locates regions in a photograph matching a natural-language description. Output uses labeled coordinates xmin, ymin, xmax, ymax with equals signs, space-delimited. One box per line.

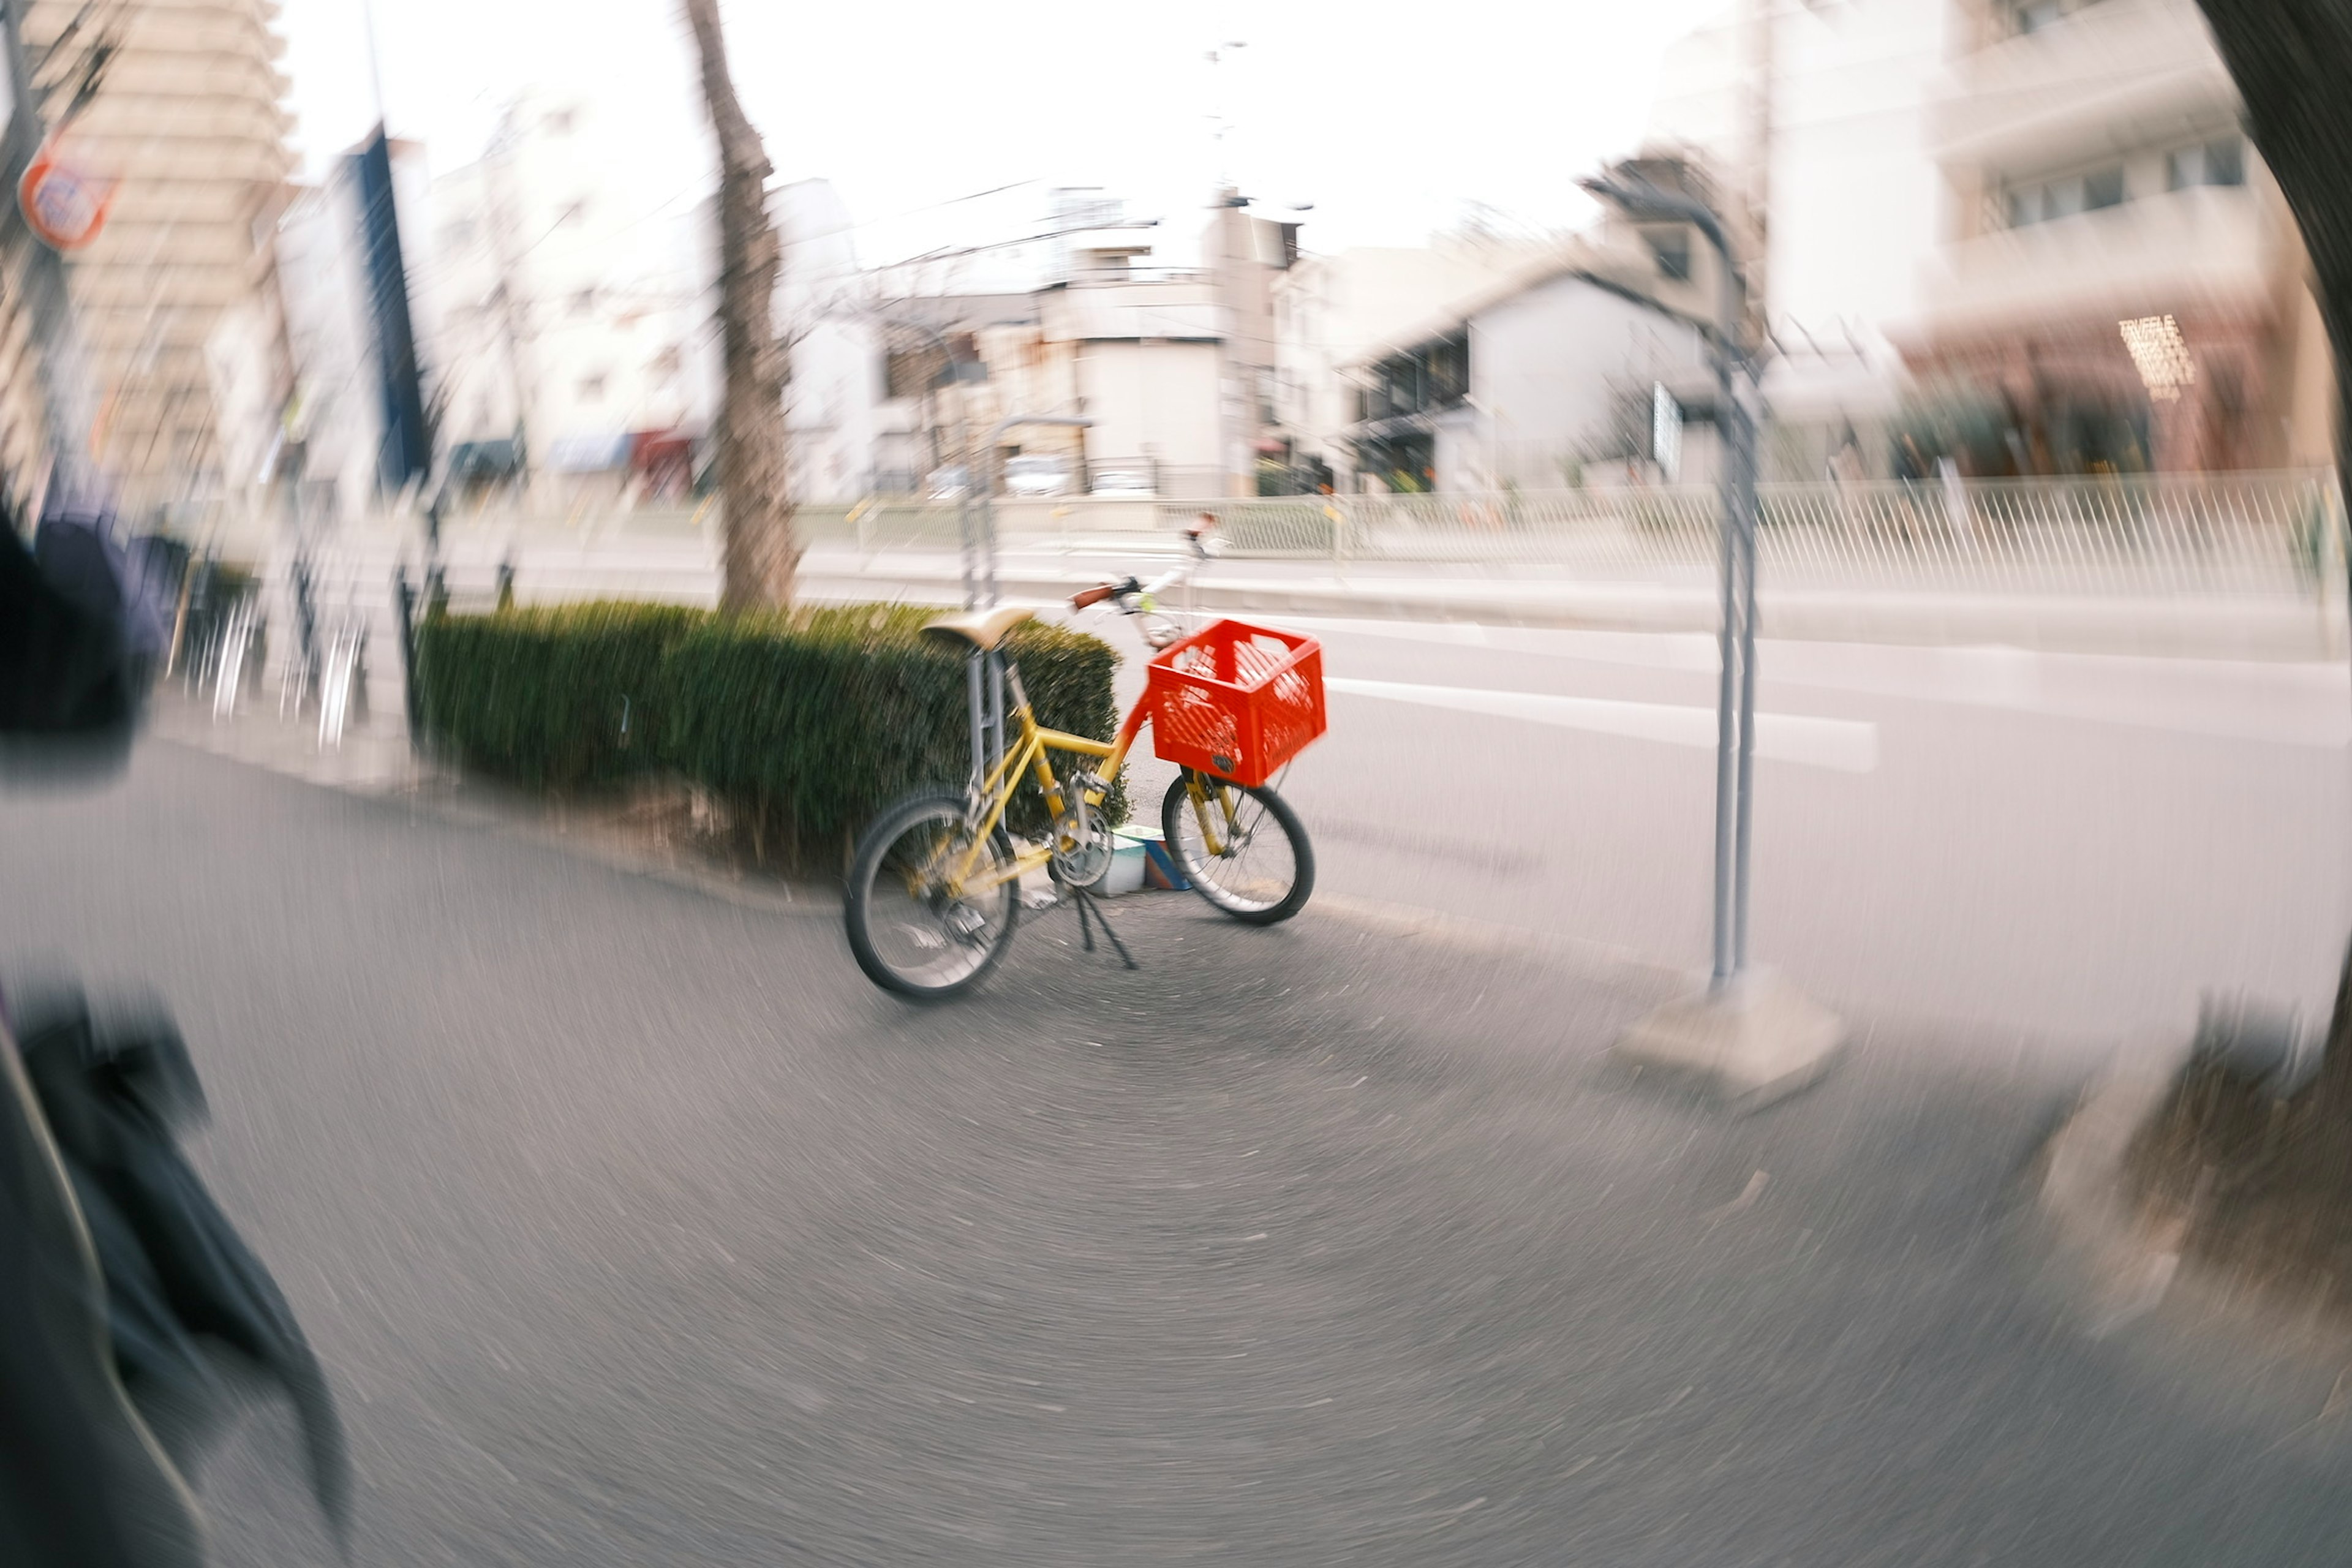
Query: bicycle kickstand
xmin=1072 ymin=886 xmax=1139 ymax=971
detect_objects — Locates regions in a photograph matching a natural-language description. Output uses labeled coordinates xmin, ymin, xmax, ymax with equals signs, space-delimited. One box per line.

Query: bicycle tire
xmin=1161 ymin=772 xmax=1314 ymax=925
xmin=845 ymin=791 xmax=1021 ymax=998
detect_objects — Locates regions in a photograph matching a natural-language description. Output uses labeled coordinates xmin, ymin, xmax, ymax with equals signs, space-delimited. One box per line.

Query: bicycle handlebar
xmin=1072 ymin=538 xmax=1207 ymax=617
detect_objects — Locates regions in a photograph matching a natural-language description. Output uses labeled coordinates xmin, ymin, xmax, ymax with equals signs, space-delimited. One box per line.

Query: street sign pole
xmin=1580 ymin=169 xmax=1842 ymax=1107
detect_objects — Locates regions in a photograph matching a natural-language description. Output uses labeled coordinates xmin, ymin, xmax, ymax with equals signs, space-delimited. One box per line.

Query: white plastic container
xmin=1098 ymin=835 xmax=1149 ymax=897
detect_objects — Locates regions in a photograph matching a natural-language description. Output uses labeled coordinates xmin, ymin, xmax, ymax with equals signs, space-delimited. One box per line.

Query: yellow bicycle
xmin=843 ymin=551 xmax=1324 ymax=999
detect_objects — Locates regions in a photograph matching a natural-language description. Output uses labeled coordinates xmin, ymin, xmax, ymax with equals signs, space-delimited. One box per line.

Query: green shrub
xmin=662 ymin=605 xmax=1123 ymax=865
xmin=418 ymin=601 xmax=702 ymax=787
xmin=421 ymin=600 xmax=1125 ymax=869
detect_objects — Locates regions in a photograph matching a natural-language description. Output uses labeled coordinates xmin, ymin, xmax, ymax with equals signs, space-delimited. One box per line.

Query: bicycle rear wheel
xmin=1161 ymin=772 xmax=1313 ymax=925
xmin=845 ymin=792 xmax=1020 ymax=998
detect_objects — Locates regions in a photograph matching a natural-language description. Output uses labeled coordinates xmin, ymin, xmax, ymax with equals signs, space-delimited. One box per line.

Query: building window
xmin=578 ymin=374 xmax=606 ymax=402
xmin=1648 ymin=232 xmax=1691 ymax=282
xmin=2005 ymin=165 xmax=2128 ymax=227
xmin=2167 ymin=137 xmax=2247 ymax=191
xmin=883 ymin=349 xmax=930 ymax=399
xmin=2003 ymin=0 xmax=2101 ymax=36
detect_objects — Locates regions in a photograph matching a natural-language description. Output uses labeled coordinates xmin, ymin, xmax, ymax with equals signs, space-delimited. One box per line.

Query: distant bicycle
xmin=843 ymin=519 xmax=1327 ymax=999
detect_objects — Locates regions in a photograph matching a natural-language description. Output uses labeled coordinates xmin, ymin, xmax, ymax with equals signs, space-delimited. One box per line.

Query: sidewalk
xmin=16 ymin=731 xmax=2352 ymax=1564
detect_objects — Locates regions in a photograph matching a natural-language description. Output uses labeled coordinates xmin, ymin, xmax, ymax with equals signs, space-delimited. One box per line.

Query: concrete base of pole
xmin=1613 ymin=968 xmax=1844 ymax=1110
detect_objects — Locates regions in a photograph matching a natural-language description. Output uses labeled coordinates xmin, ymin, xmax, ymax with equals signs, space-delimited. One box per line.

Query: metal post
xmin=958 ymin=489 xmax=978 ymax=611
xmin=964 ymin=649 xmax=986 ymax=794
xmin=1730 ymin=366 xmax=1760 ymax=977
xmin=987 ymin=650 xmax=1006 ymax=779
xmin=1579 ymin=172 xmax=1756 ymax=990
xmin=978 ymin=488 xmax=1000 ymax=609
xmin=1593 ymin=164 xmax=1845 ymax=1104
xmin=1709 ymin=334 xmax=1741 ymax=987
xmin=393 ymin=565 xmax=420 ymax=741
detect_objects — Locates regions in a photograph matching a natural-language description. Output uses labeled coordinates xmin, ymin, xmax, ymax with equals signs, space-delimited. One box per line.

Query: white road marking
xmin=1289 ymin=615 xmax=2350 ymax=750
xmin=1325 ymin=677 xmax=1880 ymax=773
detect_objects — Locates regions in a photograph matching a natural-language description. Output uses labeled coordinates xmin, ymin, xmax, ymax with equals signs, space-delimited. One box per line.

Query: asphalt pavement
xmin=7 ymin=739 xmax=2352 ymax=1564
xmin=1082 ymin=614 xmax=2352 ymax=1050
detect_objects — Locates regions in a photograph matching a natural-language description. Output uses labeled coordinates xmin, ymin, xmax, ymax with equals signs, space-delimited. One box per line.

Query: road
xmin=6 ymin=734 xmax=2352 ymax=1563
xmin=271 ymin=510 xmax=2351 ymax=1040
xmin=1098 ymin=615 xmax=2352 ymax=1047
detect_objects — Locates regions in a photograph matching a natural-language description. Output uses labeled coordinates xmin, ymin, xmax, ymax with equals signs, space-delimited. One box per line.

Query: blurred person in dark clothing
xmin=1 ymin=499 xmax=349 ymax=1564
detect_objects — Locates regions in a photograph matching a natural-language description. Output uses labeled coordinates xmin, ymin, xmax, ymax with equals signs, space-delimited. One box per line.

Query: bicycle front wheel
xmin=1161 ymin=772 xmax=1314 ymax=925
xmin=845 ymin=793 xmax=1021 ymax=998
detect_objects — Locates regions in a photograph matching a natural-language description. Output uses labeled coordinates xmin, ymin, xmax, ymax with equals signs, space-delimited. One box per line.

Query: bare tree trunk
xmin=2198 ymin=1 xmax=2352 ymax=511
xmin=2194 ymin=0 xmax=2352 ymax=1097
xmin=682 ymin=0 xmax=796 ymax=612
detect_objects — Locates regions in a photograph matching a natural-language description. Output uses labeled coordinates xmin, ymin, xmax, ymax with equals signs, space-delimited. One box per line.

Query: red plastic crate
xmin=1145 ymin=619 xmax=1326 ymax=788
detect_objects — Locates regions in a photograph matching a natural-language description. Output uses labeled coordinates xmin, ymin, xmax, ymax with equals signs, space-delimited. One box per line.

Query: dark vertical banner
xmin=352 ymin=126 xmax=429 ymax=492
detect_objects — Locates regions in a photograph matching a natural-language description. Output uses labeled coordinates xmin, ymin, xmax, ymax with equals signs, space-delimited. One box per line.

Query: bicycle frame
xmin=938 ymin=665 xmax=1242 ymax=898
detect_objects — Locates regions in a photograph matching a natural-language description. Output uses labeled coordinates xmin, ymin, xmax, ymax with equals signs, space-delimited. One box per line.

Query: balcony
xmin=1912 ymin=184 xmax=2283 ymax=337
xmin=1040 ymin=276 xmax=1223 ymax=344
xmin=1931 ymin=0 xmax=2237 ymax=175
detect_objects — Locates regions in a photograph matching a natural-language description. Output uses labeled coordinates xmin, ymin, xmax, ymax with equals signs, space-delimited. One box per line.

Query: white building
xmin=858 ymin=194 xmax=1269 ymax=501
xmin=1273 ymin=233 xmax=1559 ymax=490
xmin=23 ymin=0 xmax=296 ymax=517
xmin=775 ymin=179 xmax=883 ymax=503
xmin=1343 ymin=244 xmax=1714 ymax=492
xmin=1642 ymin=0 xmax=1954 ymax=475
xmin=426 ymin=92 xmax=712 ymax=499
xmin=1896 ymin=0 xmax=2331 ymax=475
xmin=1041 ymin=226 xmax=1228 ymax=495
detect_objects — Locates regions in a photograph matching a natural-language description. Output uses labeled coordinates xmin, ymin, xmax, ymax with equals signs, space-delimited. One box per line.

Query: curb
xmin=1314 ymin=892 xmax=1681 ymax=982
xmin=796 ymin=565 xmax=2341 ymax=663
xmin=2037 ymin=1040 xmax=2195 ymax=1335
xmin=153 ymin=709 xmax=1702 ymax=974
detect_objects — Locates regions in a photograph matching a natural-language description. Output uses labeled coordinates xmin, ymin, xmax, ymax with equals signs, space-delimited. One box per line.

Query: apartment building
xmin=427 ymin=92 xmax=711 ymax=500
xmin=1897 ymin=0 xmax=2332 ymax=473
xmin=856 ymin=190 xmax=1297 ymax=502
xmin=19 ymin=0 xmax=295 ymax=516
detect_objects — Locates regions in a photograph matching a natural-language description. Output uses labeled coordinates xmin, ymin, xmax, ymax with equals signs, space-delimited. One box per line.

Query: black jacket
xmin=15 ymin=992 xmax=350 ymax=1549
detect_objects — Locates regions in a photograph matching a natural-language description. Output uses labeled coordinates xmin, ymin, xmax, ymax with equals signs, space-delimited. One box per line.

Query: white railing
xmin=235 ymin=470 xmax=2345 ymax=603
xmin=1163 ymin=472 xmax=2346 ymax=597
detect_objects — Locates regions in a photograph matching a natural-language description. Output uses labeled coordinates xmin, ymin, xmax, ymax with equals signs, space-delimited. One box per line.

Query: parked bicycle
xmin=843 ymin=520 xmax=1327 ymax=998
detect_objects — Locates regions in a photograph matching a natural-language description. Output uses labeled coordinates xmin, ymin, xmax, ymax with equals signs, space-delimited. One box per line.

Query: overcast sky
xmin=280 ymin=0 xmax=1726 ymax=279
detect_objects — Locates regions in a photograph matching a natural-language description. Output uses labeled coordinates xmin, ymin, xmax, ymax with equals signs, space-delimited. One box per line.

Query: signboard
xmin=1652 ymin=382 xmax=1683 ymax=482
xmin=18 ymin=138 xmax=115 ymax=251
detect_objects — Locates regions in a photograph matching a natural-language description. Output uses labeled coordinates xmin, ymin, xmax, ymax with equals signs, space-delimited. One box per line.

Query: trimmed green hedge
xmin=418 ymin=601 xmax=699 ymax=788
xmin=417 ymin=601 xmax=1124 ymax=866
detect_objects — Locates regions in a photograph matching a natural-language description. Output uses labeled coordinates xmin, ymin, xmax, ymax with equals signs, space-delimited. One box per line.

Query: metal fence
xmin=1171 ymin=471 xmax=2345 ymax=597
xmin=237 ymin=469 xmax=2345 ymax=606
